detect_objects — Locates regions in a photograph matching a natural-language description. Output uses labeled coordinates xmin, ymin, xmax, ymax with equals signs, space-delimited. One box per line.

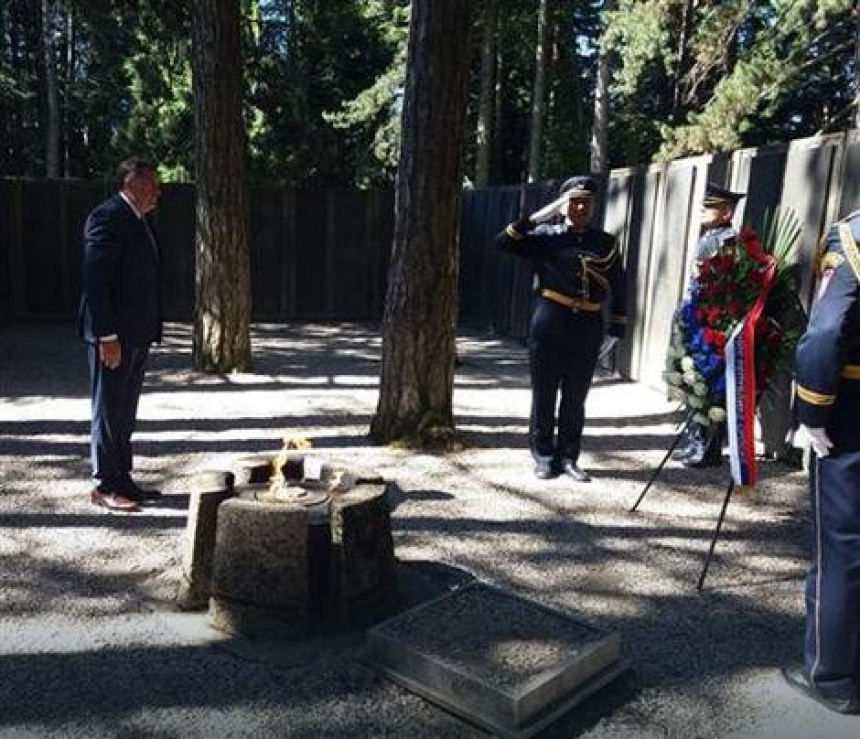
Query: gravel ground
xmin=0 ymin=321 xmax=857 ymax=738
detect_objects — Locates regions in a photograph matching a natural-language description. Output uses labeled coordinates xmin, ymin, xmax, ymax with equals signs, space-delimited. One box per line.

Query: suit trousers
xmin=804 ymin=450 xmax=860 ymax=699
xmin=527 ymin=299 xmax=602 ymax=465
xmin=88 ymin=342 xmax=150 ymax=489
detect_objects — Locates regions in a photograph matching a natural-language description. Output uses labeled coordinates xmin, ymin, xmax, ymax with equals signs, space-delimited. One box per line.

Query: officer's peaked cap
xmin=559 ymin=175 xmax=597 ymax=198
xmin=703 ymin=182 xmax=745 ymax=207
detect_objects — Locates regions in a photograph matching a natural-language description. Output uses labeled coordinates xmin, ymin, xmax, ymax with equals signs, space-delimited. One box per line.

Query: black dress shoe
xmin=559 ymin=460 xmax=591 ymax=482
xmin=781 ymin=665 xmax=860 ymax=715
xmin=533 ymin=461 xmax=556 ymax=480
xmin=671 ymin=444 xmax=694 ymax=462
xmin=121 ymin=480 xmax=162 ymax=501
xmin=681 ymin=438 xmax=722 ymax=468
xmin=683 ymin=452 xmax=721 ymax=469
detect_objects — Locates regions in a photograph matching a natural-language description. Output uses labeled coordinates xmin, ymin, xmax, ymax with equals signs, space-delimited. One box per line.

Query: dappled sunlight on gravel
xmin=0 ymin=322 xmax=826 ymax=737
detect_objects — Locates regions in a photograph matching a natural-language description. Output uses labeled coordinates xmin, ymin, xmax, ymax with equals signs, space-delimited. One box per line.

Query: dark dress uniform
xmin=694 ymin=224 xmax=737 ymax=261
xmin=496 ymin=205 xmax=627 ymax=475
xmin=790 ymin=211 xmax=860 ymax=711
xmin=675 ymin=181 xmax=745 ymax=468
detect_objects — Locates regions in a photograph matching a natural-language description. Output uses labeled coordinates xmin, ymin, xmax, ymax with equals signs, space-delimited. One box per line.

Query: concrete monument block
xmin=233 ymin=455 xmax=274 ymax=486
xmin=175 ymin=471 xmax=235 ymax=611
xmin=209 ymin=498 xmax=309 ymax=637
xmin=367 ymin=581 xmax=625 ymax=738
xmin=330 ymin=482 xmax=396 ymax=620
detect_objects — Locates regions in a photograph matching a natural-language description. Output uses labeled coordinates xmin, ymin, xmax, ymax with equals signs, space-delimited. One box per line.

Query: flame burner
xmin=178 ymin=437 xmax=398 ymax=638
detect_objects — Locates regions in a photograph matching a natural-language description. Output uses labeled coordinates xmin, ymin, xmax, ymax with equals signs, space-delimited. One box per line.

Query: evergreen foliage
xmin=0 ymin=0 xmax=857 ymax=181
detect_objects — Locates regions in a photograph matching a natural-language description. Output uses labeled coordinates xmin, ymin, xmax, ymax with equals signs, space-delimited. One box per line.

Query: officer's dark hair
xmin=118 ymin=157 xmax=156 ymax=183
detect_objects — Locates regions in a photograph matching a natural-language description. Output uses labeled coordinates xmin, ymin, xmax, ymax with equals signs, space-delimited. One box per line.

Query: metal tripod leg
xmin=696 ymin=478 xmax=735 ymax=591
xmin=629 ymin=419 xmax=692 ymax=513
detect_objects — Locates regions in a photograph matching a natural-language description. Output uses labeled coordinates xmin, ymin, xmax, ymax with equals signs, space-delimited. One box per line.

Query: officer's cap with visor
xmin=559 ymin=175 xmax=597 ymax=199
xmin=703 ymin=182 xmax=745 ymax=208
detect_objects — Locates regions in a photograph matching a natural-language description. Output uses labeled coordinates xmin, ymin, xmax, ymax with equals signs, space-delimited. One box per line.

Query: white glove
xmin=530 ymin=192 xmax=571 ymax=223
xmin=795 ymin=424 xmax=833 ymax=458
xmin=598 ymin=335 xmax=619 ymax=361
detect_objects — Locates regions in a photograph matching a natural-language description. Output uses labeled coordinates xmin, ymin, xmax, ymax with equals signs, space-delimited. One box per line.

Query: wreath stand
xmin=629 ymin=415 xmax=735 ymax=591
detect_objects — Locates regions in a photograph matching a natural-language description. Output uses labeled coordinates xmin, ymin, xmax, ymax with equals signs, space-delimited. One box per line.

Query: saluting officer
xmin=673 ymin=181 xmax=745 ymax=468
xmin=782 ymin=211 xmax=860 ymax=715
xmin=496 ymin=176 xmax=627 ymax=482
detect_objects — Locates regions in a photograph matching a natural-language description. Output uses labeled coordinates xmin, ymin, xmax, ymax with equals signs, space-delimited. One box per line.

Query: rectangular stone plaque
xmin=366 ymin=581 xmax=625 ymax=738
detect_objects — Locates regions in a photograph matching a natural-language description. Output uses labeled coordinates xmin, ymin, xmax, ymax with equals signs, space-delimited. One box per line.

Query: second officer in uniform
xmin=782 ymin=210 xmax=860 ymax=715
xmin=496 ymin=176 xmax=627 ymax=481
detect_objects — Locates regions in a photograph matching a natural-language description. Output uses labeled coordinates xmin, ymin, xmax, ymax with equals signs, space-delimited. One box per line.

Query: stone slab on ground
xmin=366 ymin=580 xmax=625 ymax=738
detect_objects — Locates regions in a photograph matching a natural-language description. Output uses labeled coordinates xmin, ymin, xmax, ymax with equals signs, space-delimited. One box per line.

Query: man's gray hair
xmin=118 ymin=157 xmax=156 ymax=182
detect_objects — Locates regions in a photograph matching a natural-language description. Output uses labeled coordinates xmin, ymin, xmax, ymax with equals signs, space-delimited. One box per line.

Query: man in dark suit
xmin=78 ymin=157 xmax=163 ymax=512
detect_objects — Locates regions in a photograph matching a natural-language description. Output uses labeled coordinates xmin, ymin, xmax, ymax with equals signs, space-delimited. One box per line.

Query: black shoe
xmin=681 ymin=437 xmax=722 ymax=468
xmin=533 ymin=461 xmax=556 ymax=480
xmin=682 ymin=448 xmax=722 ymax=468
xmin=120 ymin=479 xmax=162 ymax=501
xmin=559 ymin=459 xmax=591 ymax=482
xmin=671 ymin=444 xmax=695 ymax=462
xmin=781 ymin=665 xmax=860 ymax=715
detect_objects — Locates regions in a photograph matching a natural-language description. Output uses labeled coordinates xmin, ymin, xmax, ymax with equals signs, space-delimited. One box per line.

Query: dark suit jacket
xmin=77 ymin=194 xmax=162 ymax=346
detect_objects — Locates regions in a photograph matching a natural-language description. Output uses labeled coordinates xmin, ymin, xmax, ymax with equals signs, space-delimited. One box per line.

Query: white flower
xmin=683 ymin=372 xmax=698 ymax=386
xmin=680 ymin=356 xmax=695 ymax=373
xmin=664 ymin=371 xmax=684 ymax=386
xmin=708 ymin=407 xmax=727 ymax=423
xmin=668 ymin=386 xmax=685 ymax=401
xmin=687 ymin=395 xmax=704 ymax=409
xmin=693 ymin=382 xmax=709 ymax=397
xmin=693 ymin=412 xmax=711 ymax=427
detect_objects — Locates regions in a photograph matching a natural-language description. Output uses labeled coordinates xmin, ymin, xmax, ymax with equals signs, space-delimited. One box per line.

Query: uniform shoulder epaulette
xmin=814 ymin=229 xmax=833 ymax=273
xmin=820 ymin=251 xmax=845 ymax=273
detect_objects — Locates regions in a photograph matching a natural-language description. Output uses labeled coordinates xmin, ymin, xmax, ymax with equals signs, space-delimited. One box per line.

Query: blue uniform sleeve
xmin=795 ymin=255 xmax=859 ymax=428
xmin=82 ymin=206 xmax=121 ymax=339
xmin=494 ymin=218 xmax=556 ymax=259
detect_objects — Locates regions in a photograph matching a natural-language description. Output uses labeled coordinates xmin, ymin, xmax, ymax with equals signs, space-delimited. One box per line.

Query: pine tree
xmin=371 ymin=0 xmax=472 ymax=445
xmin=190 ymin=0 xmax=252 ymax=372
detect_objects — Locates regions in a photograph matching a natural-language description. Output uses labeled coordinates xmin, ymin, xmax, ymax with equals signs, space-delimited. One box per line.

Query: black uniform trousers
xmin=527 ymin=299 xmax=603 ymax=465
xmin=88 ymin=341 xmax=150 ymax=490
xmin=803 ymin=374 xmax=860 ymax=698
xmin=805 ymin=446 xmax=860 ymax=698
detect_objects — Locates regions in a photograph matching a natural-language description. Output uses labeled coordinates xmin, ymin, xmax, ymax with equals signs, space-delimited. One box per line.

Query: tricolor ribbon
xmin=725 ymin=257 xmax=777 ymax=492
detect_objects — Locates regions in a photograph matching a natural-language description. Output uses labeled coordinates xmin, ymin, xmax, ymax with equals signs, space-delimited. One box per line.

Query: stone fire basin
xmin=207 ymin=456 xmax=397 ymax=638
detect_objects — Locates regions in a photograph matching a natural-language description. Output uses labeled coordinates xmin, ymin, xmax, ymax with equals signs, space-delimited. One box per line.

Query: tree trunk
xmin=590 ymin=38 xmax=609 ymax=176
xmin=370 ymin=0 xmax=472 ymax=445
xmin=42 ymin=0 xmax=60 ymax=177
xmin=190 ymin=0 xmax=252 ymax=372
xmin=526 ymin=0 xmax=550 ymax=183
xmin=64 ymin=2 xmax=74 ymax=175
xmin=0 ymin=4 xmax=9 ymax=172
xmin=671 ymin=0 xmax=693 ymax=119
xmin=855 ymin=4 xmax=860 ymax=130
xmin=590 ymin=1 xmax=615 ymax=177
xmin=493 ymin=28 xmax=505 ymax=180
xmin=475 ymin=0 xmax=497 ymax=188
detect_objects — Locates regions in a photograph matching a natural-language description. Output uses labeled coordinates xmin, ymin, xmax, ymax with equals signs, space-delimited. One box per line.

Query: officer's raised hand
xmin=529 ymin=192 xmax=572 ymax=223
